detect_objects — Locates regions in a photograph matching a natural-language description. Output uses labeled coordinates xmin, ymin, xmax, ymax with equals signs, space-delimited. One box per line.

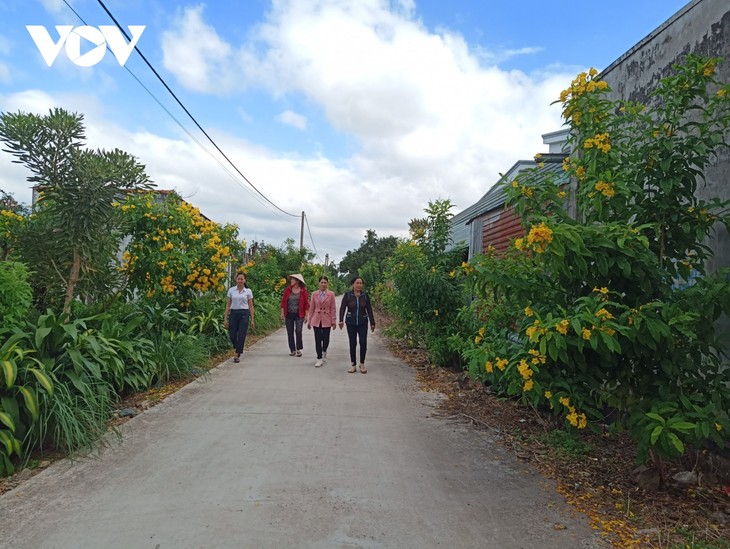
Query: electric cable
xmin=92 ymin=0 xmax=299 ymax=218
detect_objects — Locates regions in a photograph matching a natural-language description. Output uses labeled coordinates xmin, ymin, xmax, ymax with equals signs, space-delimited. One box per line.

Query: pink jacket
xmin=308 ymin=289 xmax=337 ymax=327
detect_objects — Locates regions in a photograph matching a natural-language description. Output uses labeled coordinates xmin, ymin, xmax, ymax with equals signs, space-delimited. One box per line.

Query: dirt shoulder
xmin=381 ymin=323 xmax=730 ymax=548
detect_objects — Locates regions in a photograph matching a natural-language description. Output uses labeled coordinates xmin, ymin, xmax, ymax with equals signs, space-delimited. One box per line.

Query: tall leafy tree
xmin=339 ymin=229 xmax=399 ymax=285
xmin=0 ymin=108 xmax=152 ymax=313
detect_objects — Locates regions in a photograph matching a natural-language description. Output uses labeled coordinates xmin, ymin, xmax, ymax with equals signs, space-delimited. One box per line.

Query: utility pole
xmin=300 ymin=211 xmax=305 ymax=252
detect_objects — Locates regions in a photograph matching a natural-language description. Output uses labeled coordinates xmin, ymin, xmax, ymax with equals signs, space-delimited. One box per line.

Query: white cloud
xmin=276 ymin=110 xmax=307 ymax=130
xmin=160 ymin=5 xmax=237 ymax=94
xmin=6 ymin=2 xmax=581 ymax=262
xmin=40 ymin=0 xmax=65 ymax=14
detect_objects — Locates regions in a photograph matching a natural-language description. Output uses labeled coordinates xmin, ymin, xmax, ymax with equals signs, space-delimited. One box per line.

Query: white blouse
xmin=227 ymin=286 xmax=253 ymax=309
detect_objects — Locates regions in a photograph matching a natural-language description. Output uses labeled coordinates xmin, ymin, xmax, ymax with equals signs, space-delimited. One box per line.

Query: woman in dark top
xmin=338 ymin=276 xmax=376 ymax=373
xmin=280 ymin=273 xmax=309 ymax=357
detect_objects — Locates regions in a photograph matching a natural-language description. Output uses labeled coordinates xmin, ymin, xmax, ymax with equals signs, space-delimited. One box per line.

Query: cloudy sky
xmin=0 ymin=0 xmax=690 ymax=263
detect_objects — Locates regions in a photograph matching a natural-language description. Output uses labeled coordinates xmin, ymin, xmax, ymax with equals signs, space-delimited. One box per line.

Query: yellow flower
xmin=557 ymin=191 xmax=566 ymax=199
xmin=514 ymin=238 xmax=524 ymax=250
xmin=485 ymin=361 xmax=494 ymax=373
xmin=566 ymin=411 xmax=578 ymax=426
xmin=595 ymin=308 xmax=614 ymax=320
xmin=559 ymin=397 xmax=571 ymax=408
xmin=524 ymin=306 xmax=534 ymax=317
xmin=544 ymin=391 xmax=552 ymax=399
xmin=581 ymin=328 xmax=592 ymax=340
xmin=474 ymin=335 xmax=482 ymax=344
xmin=526 ymin=223 xmax=553 ymax=252
xmin=517 ymin=359 xmax=533 ymax=380
xmin=512 ymin=180 xmax=519 ymax=188
xmin=496 ymin=357 xmax=509 ymax=371
xmin=556 ymin=319 xmax=569 ymax=335
xmin=594 ymin=180 xmax=615 ymax=198
xmin=718 ymin=89 xmax=726 ymax=97
xmin=433 ymin=309 xmax=439 ymax=316
xmin=593 ymin=286 xmax=609 ymax=295
xmin=523 ymin=379 xmax=534 ymax=392
xmin=716 ymin=423 xmax=723 ymax=432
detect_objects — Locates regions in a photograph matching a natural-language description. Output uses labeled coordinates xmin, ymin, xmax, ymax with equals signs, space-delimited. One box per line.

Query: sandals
xmin=348 ymin=365 xmax=357 ymax=373
xmin=296 ymin=350 xmax=302 ymax=357
xmin=233 ymin=355 xmax=240 ymax=363
xmin=359 ymin=363 xmax=367 ymax=374
xmin=289 ymin=351 xmax=296 ymax=356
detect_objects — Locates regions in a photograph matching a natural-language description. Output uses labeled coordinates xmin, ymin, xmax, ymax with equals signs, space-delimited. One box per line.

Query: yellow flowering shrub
xmin=118 ymin=193 xmax=244 ymax=307
xmin=459 ymin=54 xmax=730 ymax=456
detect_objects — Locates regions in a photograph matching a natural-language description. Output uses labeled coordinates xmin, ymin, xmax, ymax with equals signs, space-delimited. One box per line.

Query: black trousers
xmin=313 ymin=325 xmax=331 ymax=359
xmin=346 ymin=323 xmax=368 ymax=364
xmin=228 ymin=309 xmax=250 ymax=354
xmin=285 ymin=312 xmax=304 ymax=352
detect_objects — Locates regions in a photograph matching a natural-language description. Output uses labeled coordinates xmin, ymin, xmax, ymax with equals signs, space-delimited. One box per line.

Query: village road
xmin=0 ymin=324 xmax=603 ymax=549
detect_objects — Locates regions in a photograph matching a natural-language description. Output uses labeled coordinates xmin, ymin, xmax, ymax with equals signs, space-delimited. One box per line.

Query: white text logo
xmin=26 ymin=25 xmax=146 ymax=67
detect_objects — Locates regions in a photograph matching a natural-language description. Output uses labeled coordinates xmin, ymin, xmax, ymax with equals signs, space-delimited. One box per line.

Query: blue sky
xmin=0 ymin=0 xmax=691 ymax=263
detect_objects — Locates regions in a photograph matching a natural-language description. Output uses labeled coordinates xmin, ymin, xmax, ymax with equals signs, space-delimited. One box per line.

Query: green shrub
xmin=461 ymin=55 xmax=730 ymax=467
xmin=0 ymin=261 xmax=32 ymax=332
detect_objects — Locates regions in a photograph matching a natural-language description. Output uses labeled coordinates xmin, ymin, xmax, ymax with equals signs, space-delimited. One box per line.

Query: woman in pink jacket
xmin=307 ymin=276 xmax=337 ymax=367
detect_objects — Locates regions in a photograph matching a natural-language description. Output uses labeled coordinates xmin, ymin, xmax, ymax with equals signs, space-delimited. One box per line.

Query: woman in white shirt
xmin=224 ymin=273 xmax=255 ymax=363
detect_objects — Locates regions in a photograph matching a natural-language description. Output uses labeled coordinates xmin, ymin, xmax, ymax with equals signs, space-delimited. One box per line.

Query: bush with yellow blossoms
xmin=459 ymin=54 xmax=730 ymax=468
xmin=117 ymin=192 xmax=244 ymax=308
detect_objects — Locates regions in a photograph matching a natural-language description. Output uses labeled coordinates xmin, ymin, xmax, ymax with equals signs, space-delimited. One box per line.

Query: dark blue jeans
xmin=346 ymin=323 xmax=368 ymax=364
xmin=228 ymin=309 xmax=250 ymax=354
xmin=285 ymin=313 xmax=304 ymax=352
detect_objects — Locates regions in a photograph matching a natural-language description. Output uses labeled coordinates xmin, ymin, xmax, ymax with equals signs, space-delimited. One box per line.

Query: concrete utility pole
xmin=300 ymin=211 xmax=305 ymax=252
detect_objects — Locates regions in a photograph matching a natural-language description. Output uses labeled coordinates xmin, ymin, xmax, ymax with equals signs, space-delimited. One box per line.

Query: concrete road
xmin=0 ymin=325 xmax=603 ymax=549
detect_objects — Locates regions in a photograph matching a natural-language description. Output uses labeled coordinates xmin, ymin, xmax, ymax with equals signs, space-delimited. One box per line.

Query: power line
xmin=91 ymin=0 xmax=299 ymax=218
xmin=303 ymin=212 xmax=323 ymax=262
xmin=59 ymin=2 xmax=288 ymax=217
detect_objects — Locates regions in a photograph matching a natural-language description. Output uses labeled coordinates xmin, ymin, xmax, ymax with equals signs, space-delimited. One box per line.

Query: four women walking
xmin=224 ymin=273 xmax=254 ymax=363
xmin=280 ymin=273 xmax=309 ymax=357
xmin=338 ymin=276 xmax=376 ymax=374
xmin=307 ymin=276 xmax=337 ymax=367
xmin=231 ymin=271 xmax=376 ymax=373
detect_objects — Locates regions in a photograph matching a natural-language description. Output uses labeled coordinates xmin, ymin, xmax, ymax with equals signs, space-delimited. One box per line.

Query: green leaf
xmin=668 ymin=421 xmax=695 ymax=432
xmin=0 ymin=430 xmax=15 ymax=455
xmin=34 ymin=326 xmax=52 ymax=349
xmin=0 ymin=411 xmax=15 ymax=432
xmin=645 ymin=413 xmax=665 ymax=423
xmin=29 ymin=369 xmax=54 ymax=395
xmin=650 ymin=425 xmax=664 ymax=445
xmin=1 ymin=359 xmax=17 ymax=388
xmin=667 ymin=432 xmax=684 ymax=454
xmin=17 ymin=386 xmax=39 ymax=421
xmin=571 ymin=318 xmax=582 ymax=337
